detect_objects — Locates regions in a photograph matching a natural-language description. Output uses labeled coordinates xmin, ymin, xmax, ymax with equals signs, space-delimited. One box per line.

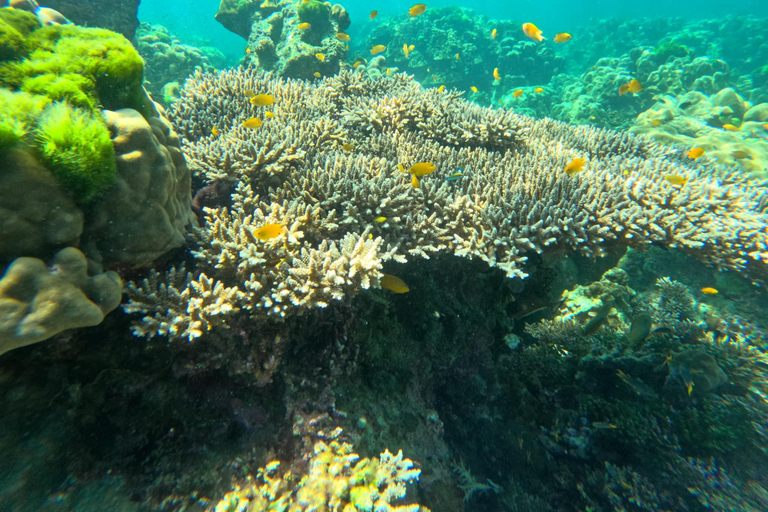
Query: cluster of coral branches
xmin=125 ymin=69 xmax=768 ymax=341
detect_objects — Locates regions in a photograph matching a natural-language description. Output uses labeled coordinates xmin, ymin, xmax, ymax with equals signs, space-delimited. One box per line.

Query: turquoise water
xmin=2 ymin=0 xmax=768 ymax=511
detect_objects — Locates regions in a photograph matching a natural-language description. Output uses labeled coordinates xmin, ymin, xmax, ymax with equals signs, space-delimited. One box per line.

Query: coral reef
xmin=0 ymin=9 xmax=195 ymax=266
xmin=135 ymin=23 xmax=221 ymax=106
xmin=123 ymin=69 xmax=768 ymax=341
xmin=0 ymin=247 xmax=122 ymax=355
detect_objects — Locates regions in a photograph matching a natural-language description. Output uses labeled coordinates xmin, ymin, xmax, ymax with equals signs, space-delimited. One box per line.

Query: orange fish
xmin=534 ymin=87 xmax=544 ymax=93
xmin=687 ymin=147 xmax=705 ymax=159
xmin=563 ymin=157 xmax=585 ymax=176
xmin=553 ymin=32 xmax=571 ymax=43
xmin=335 ymin=32 xmax=350 ymax=42
xmin=491 ymin=28 xmax=497 ymax=39
xmin=722 ymin=124 xmax=739 ymax=131
xmin=512 ymin=89 xmax=523 ymax=98
xmin=371 ymin=44 xmax=386 ymax=55
xmin=369 ymin=9 xmax=378 ymax=19
xmin=493 ymin=67 xmax=500 ymax=81
xmin=522 ymin=22 xmax=544 ymax=42
xmin=408 ymin=3 xmax=426 ymax=16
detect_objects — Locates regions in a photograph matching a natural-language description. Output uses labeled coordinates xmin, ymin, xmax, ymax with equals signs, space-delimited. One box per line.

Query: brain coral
xmin=125 ymin=69 xmax=768 ymax=341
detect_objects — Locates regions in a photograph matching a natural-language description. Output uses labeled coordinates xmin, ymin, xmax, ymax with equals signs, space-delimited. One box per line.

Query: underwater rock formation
xmin=44 ymin=0 xmax=140 ymax=38
xmin=0 ymin=9 xmax=195 ymax=267
xmin=0 ymin=247 xmax=122 ymax=355
xmin=124 ymin=68 xmax=768 ymax=341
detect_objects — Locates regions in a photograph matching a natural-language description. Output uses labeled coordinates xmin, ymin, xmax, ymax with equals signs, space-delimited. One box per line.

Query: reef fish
xmin=512 ymin=89 xmax=523 ymax=98
xmin=243 ymin=117 xmax=263 ymax=129
xmin=437 ymin=85 xmax=445 ymax=92
xmin=380 ymin=274 xmax=409 ymax=293
xmin=583 ymin=301 xmax=613 ymax=335
xmin=445 ymin=170 xmax=464 ymax=181
xmin=455 ymin=53 xmax=460 ymax=60
xmin=211 ymin=126 xmax=219 ymax=137
xmin=667 ymin=349 xmax=728 ymax=395
xmin=371 ymin=44 xmax=387 ymax=55
xmin=619 ymin=79 xmax=643 ymax=96
xmin=255 ymin=223 xmax=283 ymax=241
xmin=493 ymin=67 xmax=501 ymax=81
xmin=687 ymin=147 xmax=705 ymax=159
xmin=342 ymin=143 xmax=354 ymax=151
xmin=335 ymin=32 xmax=350 ymax=41
xmin=250 ymin=94 xmax=275 ymax=107
xmin=534 ymin=87 xmax=544 ymax=93
xmin=491 ymin=28 xmax=497 ymax=39
xmin=722 ymin=124 xmax=739 ymax=131
xmin=700 ymin=287 xmax=719 ymax=295
xmin=522 ymin=22 xmax=544 ymax=42
xmin=369 ymin=10 xmax=378 ymax=19
xmin=563 ymin=157 xmax=586 ymax=176
xmin=315 ymin=53 xmax=326 ymax=61
xmin=664 ymin=175 xmax=688 ymax=186
xmin=408 ymin=3 xmax=427 ymax=16
xmin=313 ymin=72 xmax=322 ymax=78
xmin=553 ymin=32 xmax=571 ymax=43
xmin=470 ymin=86 xmax=478 ymax=93
xmin=628 ymin=312 xmax=653 ymax=346
xmin=403 ymin=43 xmax=410 ymax=58
xmin=298 ymin=22 xmax=311 ymax=30
xmin=374 ymin=216 xmax=387 ymax=223
xmin=409 ymin=162 xmax=436 ymax=176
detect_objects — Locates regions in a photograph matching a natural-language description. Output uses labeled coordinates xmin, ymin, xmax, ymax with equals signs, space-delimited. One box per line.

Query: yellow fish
xmin=438 ymin=84 xmax=445 ymax=92
xmin=722 ymin=124 xmax=739 ymax=131
xmin=315 ymin=53 xmax=325 ymax=61
xmin=534 ymin=87 xmax=544 ymax=93
xmin=211 ymin=126 xmax=219 ymax=137
xmin=386 ymin=67 xmax=391 ymax=75
xmin=455 ymin=53 xmax=460 ymax=60
xmin=403 ymin=43 xmax=410 ymax=58
xmin=563 ymin=157 xmax=585 ymax=176
xmin=264 ymin=111 xmax=274 ymax=118
xmin=627 ymin=78 xmax=643 ymax=93
xmin=255 ymin=223 xmax=283 ymax=241
xmin=380 ymin=274 xmax=409 ymax=293
xmin=409 ymin=162 xmax=436 ymax=176
xmin=408 ymin=3 xmax=426 ymax=16
xmin=493 ymin=67 xmax=500 ymax=81
xmin=342 ymin=143 xmax=354 ymax=151
xmin=522 ymin=22 xmax=544 ymax=42
xmin=371 ymin=44 xmax=387 ymax=55
xmin=512 ymin=89 xmax=523 ymax=98
xmin=664 ymin=175 xmax=688 ymax=186
xmin=245 ymin=48 xmax=251 ymax=54
xmin=553 ymin=32 xmax=571 ymax=43
xmin=335 ymin=32 xmax=350 ymax=41
xmin=409 ymin=44 xmax=415 ymax=51
xmin=298 ymin=22 xmax=311 ymax=30
xmin=397 ymin=163 xmax=406 ymax=173
xmin=763 ymin=123 xmax=768 ymax=130
xmin=369 ymin=10 xmax=378 ymax=19
xmin=313 ymin=71 xmax=321 ymax=77
xmin=491 ymin=28 xmax=497 ymax=39
xmin=374 ymin=216 xmax=387 ymax=223
xmin=687 ymin=147 xmax=705 ymax=159
xmin=411 ymin=174 xmax=420 ymax=188
xmin=352 ymin=60 xmax=363 ymax=68
xmin=700 ymin=287 xmax=719 ymax=295
xmin=250 ymin=94 xmax=275 ymax=107
xmin=243 ymin=117 xmax=263 ymax=129
xmin=470 ymin=86 xmax=478 ymax=93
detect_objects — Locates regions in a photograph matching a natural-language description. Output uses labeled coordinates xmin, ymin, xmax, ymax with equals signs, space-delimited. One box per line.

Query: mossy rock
xmin=653 ymin=40 xmax=691 ymax=62
xmin=0 ymin=8 xmax=39 ymax=60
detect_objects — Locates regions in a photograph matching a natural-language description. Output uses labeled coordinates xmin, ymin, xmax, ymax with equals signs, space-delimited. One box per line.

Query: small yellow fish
xmin=618 ymin=83 xmax=630 ymax=96
xmin=564 ymin=157 xmax=585 ymax=176
xmin=374 ymin=216 xmax=387 ymax=223
xmin=522 ymin=22 xmax=544 ymax=42
xmin=455 ymin=53 xmax=460 ymax=60
xmin=687 ymin=147 xmax=705 ymax=159
xmin=298 ymin=22 xmax=311 ymax=30
xmin=534 ymin=87 xmax=544 ymax=93
xmin=369 ymin=10 xmax=378 ymax=19
xmin=470 ymin=86 xmax=478 ymax=93
xmin=245 ymin=48 xmax=251 ymax=54
xmin=243 ymin=117 xmax=263 ymax=129
xmin=211 ymin=126 xmax=219 ymax=137
xmin=265 ymin=111 xmax=274 ymax=118
xmin=409 ymin=162 xmax=436 ymax=176
xmin=380 ymin=274 xmax=409 ymax=293
xmin=313 ymin=71 xmax=321 ymax=78
xmin=315 ymin=53 xmax=325 ymax=61
xmin=493 ymin=67 xmax=500 ymax=81
xmin=397 ymin=163 xmax=406 ymax=173
xmin=371 ymin=44 xmax=386 ymax=56
xmin=512 ymin=89 xmax=523 ymax=98
xmin=664 ymin=175 xmax=688 ymax=186
xmin=491 ymin=28 xmax=497 ymax=39
xmin=403 ymin=43 xmax=409 ymax=58
xmin=553 ymin=32 xmax=572 ymax=43
xmin=700 ymin=287 xmax=719 ymax=295
xmin=437 ymin=84 xmax=445 ymax=92
xmin=352 ymin=60 xmax=362 ymax=68
xmin=722 ymin=124 xmax=739 ymax=131
xmin=386 ymin=67 xmax=391 ymax=75
xmin=336 ymin=32 xmax=350 ymax=41
xmin=628 ymin=78 xmax=643 ymax=93
xmin=411 ymin=174 xmax=420 ymax=188
xmin=408 ymin=3 xmax=426 ymax=16
xmin=250 ymin=94 xmax=275 ymax=107
xmin=255 ymin=223 xmax=283 ymax=241
xmin=342 ymin=142 xmax=354 ymax=151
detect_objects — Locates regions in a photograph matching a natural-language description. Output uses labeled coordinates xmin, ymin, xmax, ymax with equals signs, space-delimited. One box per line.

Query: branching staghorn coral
xmin=126 ymin=68 xmax=768 ymax=341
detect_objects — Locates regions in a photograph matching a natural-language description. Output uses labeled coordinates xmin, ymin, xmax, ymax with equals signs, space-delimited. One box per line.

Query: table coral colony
xmin=124 ymin=68 xmax=768 ymax=341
